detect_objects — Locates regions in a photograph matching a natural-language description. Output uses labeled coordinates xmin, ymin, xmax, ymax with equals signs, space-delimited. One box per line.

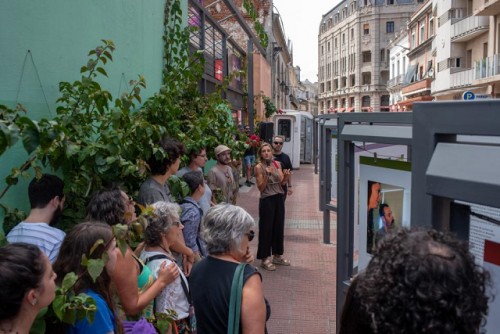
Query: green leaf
xmin=61 ymin=272 xmax=78 ymax=292
xmin=52 ymin=294 xmax=65 ymax=321
xmin=62 ymin=308 xmax=77 ymax=325
xmin=17 ymin=116 xmax=40 ymax=153
xmin=96 ymin=67 xmax=108 ymax=77
xmin=89 ymin=238 xmax=104 ymax=255
xmin=86 ymin=258 xmax=105 ymax=282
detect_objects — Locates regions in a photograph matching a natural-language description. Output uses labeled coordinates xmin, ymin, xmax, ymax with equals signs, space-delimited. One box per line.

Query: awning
xmin=338 ymin=108 xmax=345 ymax=112
xmin=347 ymin=107 xmax=354 ymax=112
xmin=361 ymin=107 xmax=372 ymax=111
xmin=404 ymin=64 xmax=418 ymax=84
xmin=398 ymin=95 xmax=433 ymax=107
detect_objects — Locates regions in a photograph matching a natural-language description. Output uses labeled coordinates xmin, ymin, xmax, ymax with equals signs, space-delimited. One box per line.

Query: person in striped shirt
xmin=7 ymin=174 xmax=66 ymax=263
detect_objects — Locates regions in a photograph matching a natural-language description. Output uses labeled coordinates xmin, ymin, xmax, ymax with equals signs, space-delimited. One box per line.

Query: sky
xmin=272 ymin=0 xmax=337 ymax=83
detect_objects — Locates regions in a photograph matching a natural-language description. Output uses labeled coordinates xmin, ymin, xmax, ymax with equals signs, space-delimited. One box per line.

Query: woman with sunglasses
xmin=254 ymin=142 xmax=291 ymax=271
xmin=190 ymin=204 xmax=268 ymax=333
xmin=140 ymin=202 xmax=192 ymax=334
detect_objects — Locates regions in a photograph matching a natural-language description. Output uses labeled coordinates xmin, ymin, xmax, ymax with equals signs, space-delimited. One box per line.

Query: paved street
xmin=237 ymin=164 xmax=338 ymax=333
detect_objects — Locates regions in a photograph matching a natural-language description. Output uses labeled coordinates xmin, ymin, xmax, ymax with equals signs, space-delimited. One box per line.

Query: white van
xmin=272 ymin=110 xmax=314 ymax=169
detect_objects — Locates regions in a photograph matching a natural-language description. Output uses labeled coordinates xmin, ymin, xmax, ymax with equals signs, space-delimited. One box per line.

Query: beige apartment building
xmin=388 ymin=0 xmax=500 ymax=110
xmin=318 ymin=0 xmax=420 ymax=114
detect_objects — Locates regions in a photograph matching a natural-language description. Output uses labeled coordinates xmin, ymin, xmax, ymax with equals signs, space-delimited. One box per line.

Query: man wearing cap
xmin=208 ymin=145 xmax=238 ymax=204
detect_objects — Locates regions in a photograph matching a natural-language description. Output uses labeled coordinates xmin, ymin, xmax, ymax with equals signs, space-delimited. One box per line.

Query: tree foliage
xmin=0 ymin=0 xmax=249 ymax=332
xmin=0 ymin=0 xmax=245 ymax=230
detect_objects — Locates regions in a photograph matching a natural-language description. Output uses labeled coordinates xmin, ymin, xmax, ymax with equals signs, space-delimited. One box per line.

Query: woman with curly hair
xmin=86 ymin=188 xmax=177 ymax=328
xmin=339 ymin=228 xmax=490 ymax=334
xmin=53 ymin=222 xmax=120 ymax=334
xmin=140 ymin=202 xmax=191 ymax=334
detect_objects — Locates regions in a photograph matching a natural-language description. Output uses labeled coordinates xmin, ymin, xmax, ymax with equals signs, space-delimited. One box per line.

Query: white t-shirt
xmin=139 ymin=250 xmax=190 ymax=319
xmin=7 ymin=222 xmax=66 ymax=263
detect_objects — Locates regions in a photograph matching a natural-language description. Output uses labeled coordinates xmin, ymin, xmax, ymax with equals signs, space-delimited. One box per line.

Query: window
xmin=429 ymin=18 xmax=434 ymax=36
xmin=392 ymin=64 xmax=395 ymax=78
xmin=362 ymin=95 xmax=371 ymax=107
xmin=321 ymin=46 xmax=324 ymax=55
xmin=328 ymin=42 xmax=331 ymax=52
xmin=380 ymin=49 xmax=385 ymax=62
xmin=362 ymin=51 xmax=371 ymax=62
xmin=363 ymin=23 xmax=370 ymax=35
xmin=411 ymin=29 xmax=416 ymax=48
xmin=397 ymin=60 xmax=400 ymax=76
xmin=466 ymin=49 xmax=472 ymax=68
xmin=351 ymin=28 xmax=354 ymax=39
xmin=342 ymin=33 xmax=345 ymax=45
xmin=277 ymin=120 xmax=291 ymax=141
xmin=387 ymin=0 xmax=394 ymax=4
xmin=386 ymin=21 xmax=394 ymax=33
xmin=419 ymin=22 xmax=425 ymax=43
xmin=335 ymin=38 xmax=338 ymax=48
xmin=362 ymin=72 xmax=371 ymax=84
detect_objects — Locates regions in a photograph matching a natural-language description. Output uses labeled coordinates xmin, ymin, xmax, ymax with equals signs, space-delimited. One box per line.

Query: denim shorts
xmin=244 ymin=155 xmax=255 ymax=167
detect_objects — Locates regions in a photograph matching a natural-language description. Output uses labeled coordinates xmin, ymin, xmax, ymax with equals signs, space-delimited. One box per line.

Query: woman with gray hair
xmin=139 ymin=201 xmax=192 ymax=333
xmin=190 ymin=204 xmax=268 ymax=333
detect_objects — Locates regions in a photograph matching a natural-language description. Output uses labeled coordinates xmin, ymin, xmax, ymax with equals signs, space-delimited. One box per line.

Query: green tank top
xmin=117 ymin=255 xmax=155 ymax=321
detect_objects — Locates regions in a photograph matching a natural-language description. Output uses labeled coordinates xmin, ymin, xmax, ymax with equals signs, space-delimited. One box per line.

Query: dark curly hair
xmin=349 ymin=228 xmax=490 ymax=334
xmin=148 ymin=137 xmax=186 ymax=175
xmin=86 ymin=187 xmax=126 ymax=226
xmin=0 ymin=243 xmax=45 ymax=320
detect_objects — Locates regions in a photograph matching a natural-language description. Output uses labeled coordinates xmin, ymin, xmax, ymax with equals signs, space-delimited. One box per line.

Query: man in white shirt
xmin=7 ymin=174 xmax=66 ymax=263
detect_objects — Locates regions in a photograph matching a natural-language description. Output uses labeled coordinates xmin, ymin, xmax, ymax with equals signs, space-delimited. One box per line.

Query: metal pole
xmin=247 ymin=39 xmax=254 ymax=131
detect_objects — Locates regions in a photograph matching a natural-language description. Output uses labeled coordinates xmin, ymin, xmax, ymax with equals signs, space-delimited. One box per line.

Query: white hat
xmin=214 ymin=145 xmax=231 ymax=156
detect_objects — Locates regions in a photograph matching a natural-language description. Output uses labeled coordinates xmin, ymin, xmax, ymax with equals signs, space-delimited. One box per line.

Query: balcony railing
xmin=450 ymin=68 xmax=474 ymax=87
xmin=475 ymin=54 xmax=500 ymax=79
xmin=387 ymin=74 xmax=405 ymax=88
xmin=452 ymin=15 xmax=489 ymax=42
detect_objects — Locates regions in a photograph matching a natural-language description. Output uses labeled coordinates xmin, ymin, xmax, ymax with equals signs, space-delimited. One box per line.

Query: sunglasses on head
xmin=273 ymin=141 xmax=283 ymax=145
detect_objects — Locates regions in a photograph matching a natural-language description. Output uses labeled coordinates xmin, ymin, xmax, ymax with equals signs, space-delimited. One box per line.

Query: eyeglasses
xmin=172 ymin=221 xmax=182 ymax=227
xmin=273 ymin=142 xmax=283 ymax=145
xmin=245 ymin=230 xmax=255 ymax=242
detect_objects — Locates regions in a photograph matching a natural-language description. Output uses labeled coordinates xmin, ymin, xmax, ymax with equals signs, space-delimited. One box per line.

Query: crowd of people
xmin=0 ymin=129 xmax=493 ymax=334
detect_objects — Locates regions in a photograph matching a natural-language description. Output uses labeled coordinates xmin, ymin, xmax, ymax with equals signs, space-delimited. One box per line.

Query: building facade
xmin=388 ymin=0 xmax=496 ymax=110
xmin=318 ymin=0 xmax=419 ymax=114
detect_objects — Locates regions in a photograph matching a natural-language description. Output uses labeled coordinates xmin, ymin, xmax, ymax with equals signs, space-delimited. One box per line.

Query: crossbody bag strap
xmin=145 ymin=254 xmax=191 ymax=303
xmin=227 ymin=263 xmax=247 ymax=334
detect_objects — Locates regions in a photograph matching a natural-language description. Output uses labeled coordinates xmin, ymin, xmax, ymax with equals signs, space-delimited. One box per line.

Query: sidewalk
xmin=237 ymin=164 xmax=338 ymax=333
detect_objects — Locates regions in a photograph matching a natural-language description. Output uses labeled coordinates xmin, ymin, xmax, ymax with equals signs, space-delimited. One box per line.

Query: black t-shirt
xmin=273 ymin=152 xmax=292 ymax=191
xmin=190 ymin=256 xmax=265 ymax=333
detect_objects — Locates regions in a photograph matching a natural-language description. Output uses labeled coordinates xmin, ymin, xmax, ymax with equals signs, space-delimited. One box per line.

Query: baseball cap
xmin=214 ymin=145 xmax=231 ymax=156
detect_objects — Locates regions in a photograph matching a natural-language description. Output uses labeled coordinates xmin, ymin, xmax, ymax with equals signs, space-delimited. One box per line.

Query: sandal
xmin=273 ymin=256 xmax=291 ymax=266
xmin=261 ymin=259 xmax=276 ymax=271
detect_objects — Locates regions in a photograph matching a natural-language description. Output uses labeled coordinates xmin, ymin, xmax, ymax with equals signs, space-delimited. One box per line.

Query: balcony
xmin=474 ymin=0 xmax=500 ymax=16
xmin=402 ymin=78 xmax=432 ymax=96
xmin=387 ymin=74 xmax=405 ymax=89
xmin=451 ymin=16 xmax=489 ymax=42
xmin=475 ymin=54 xmax=500 ymax=80
xmin=450 ymin=68 xmax=474 ymax=88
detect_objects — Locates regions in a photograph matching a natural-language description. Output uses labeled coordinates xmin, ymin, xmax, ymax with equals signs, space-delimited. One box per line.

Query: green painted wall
xmin=0 ymin=0 xmax=187 ymax=225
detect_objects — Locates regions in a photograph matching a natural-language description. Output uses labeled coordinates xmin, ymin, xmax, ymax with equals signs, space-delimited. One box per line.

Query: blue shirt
xmin=180 ymin=197 xmax=207 ymax=256
xmin=69 ymin=290 xmax=115 ymax=334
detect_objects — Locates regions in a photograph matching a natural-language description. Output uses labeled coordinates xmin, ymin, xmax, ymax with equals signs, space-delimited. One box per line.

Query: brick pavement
xmin=237 ymin=164 xmax=338 ymax=334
